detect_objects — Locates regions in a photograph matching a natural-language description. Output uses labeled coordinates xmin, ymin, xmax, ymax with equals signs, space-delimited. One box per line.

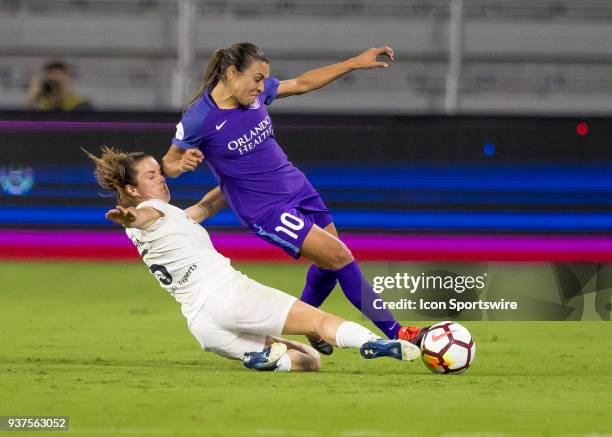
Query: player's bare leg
xmin=301 ymin=225 xmax=416 ymax=338
xmin=243 ymin=324 xmax=325 ymax=372
xmin=299 ymin=223 xmax=340 ymax=355
xmin=265 ymin=336 xmax=320 ymax=372
xmin=281 ymin=300 xmax=420 ymax=362
xmin=300 ymin=225 xmax=425 ymax=343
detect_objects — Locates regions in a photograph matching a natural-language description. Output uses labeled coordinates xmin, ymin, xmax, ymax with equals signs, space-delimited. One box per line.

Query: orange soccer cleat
xmin=396 ymin=325 xmax=430 ymax=347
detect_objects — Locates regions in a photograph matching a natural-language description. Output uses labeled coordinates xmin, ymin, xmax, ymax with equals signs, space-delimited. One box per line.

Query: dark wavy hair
xmin=189 ymin=42 xmax=269 ymax=105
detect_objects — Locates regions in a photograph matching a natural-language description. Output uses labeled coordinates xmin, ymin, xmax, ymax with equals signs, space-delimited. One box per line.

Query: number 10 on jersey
xmin=275 ymin=213 xmax=304 ymax=240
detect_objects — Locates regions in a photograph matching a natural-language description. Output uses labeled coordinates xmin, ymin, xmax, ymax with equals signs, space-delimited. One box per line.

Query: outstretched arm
xmin=105 ymin=205 xmax=162 ymax=229
xmin=162 ymin=145 xmax=204 ymax=178
xmin=185 ymin=186 xmax=228 ymax=223
xmin=277 ymin=46 xmax=395 ymax=98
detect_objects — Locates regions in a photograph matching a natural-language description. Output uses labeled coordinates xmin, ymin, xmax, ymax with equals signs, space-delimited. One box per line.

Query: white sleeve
xmin=137 ymin=199 xmax=169 ymax=215
xmin=136 ymin=200 xmax=170 ymax=231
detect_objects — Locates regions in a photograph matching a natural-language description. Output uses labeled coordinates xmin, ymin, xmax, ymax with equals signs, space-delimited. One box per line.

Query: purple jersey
xmin=172 ymin=77 xmax=323 ymax=227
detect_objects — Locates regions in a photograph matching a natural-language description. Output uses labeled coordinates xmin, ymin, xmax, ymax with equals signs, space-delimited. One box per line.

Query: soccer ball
xmin=420 ymin=321 xmax=476 ymax=374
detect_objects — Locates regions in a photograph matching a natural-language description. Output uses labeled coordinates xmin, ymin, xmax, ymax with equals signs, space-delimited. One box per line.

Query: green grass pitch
xmin=1 ymin=261 xmax=610 ymax=437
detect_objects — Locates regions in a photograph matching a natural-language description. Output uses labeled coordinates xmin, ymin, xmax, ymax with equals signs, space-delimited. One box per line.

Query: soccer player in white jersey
xmin=85 ymin=147 xmax=420 ymax=371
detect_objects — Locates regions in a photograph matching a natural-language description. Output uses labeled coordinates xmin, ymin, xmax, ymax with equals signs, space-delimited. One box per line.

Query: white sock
xmin=335 ymin=321 xmax=379 ymax=349
xmin=274 ymin=353 xmax=292 ymax=372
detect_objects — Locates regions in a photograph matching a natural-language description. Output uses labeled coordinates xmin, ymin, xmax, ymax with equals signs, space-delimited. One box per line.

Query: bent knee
xmin=287 ymin=349 xmax=321 ymax=371
xmin=304 ymin=354 xmax=321 ymax=372
xmin=324 ymin=242 xmax=354 ymax=270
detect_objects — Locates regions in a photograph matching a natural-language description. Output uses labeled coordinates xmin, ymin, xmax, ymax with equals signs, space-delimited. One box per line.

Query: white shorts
xmin=188 ymin=273 xmax=297 ymax=360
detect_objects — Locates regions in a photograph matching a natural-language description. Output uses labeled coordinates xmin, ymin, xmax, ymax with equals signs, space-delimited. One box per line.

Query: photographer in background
xmin=27 ymin=60 xmax=92 ymax=111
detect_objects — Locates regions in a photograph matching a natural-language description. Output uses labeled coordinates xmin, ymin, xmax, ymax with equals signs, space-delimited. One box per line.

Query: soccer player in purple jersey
xmin=162 ymin=43 xmax=427 ymax=354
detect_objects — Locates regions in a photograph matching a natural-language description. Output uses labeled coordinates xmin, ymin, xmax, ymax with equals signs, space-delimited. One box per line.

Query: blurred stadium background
xmin=1 ymin=0 xmax=612 ymax=264
xmin=2 ymin=2 xmax=612 ymax=436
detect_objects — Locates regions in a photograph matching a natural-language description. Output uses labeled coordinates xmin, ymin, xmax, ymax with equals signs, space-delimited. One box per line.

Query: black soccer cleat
xmin=307 ymin=335 xmax=333 ymax=355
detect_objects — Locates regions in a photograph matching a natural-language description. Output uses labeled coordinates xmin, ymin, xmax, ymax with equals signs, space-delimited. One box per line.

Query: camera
xmin=40 ymin=79 xmax=60 ymax=96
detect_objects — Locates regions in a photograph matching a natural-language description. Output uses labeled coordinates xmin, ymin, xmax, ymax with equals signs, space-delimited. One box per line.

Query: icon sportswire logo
xmin=215 ymin=120 xmax=227 ymax=130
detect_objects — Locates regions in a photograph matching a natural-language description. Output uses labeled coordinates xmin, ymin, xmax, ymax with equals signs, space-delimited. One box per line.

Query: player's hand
xmin=105 ymin=205 xmax=138 ymax=226
xmin=350 ymin=46 xmax=395 ymax=70
xmin=26 ymin=78 xmax=42 ymax=106
xmin=180 ymin=148 xmax=204 ymax=172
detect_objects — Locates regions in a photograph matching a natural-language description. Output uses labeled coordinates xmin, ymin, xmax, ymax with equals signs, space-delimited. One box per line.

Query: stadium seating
xmin=1 ymin=0 xmax=612 ymax=112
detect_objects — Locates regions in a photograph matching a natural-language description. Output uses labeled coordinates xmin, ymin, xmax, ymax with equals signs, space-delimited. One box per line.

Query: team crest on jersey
xmin=175 ymin=122 xmax=185 ymax=140
xmin=248 ymin=97 xmax=261 ymax=110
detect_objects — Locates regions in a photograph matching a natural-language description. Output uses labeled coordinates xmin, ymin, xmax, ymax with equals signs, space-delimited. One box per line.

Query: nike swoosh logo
xmin=215 ymin=120 xmax=227 ymax=130
xmin=431 ymin=329 xmax=459 ymax=342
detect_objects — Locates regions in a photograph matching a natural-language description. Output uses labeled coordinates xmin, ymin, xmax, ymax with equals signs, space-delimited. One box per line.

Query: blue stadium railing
xmin=2 ymin=164 xmax=612 ymax=232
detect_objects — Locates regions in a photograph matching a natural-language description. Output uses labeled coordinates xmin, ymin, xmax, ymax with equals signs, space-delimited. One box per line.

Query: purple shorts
xmin=249 ymin=196 xmax=333 ymax=259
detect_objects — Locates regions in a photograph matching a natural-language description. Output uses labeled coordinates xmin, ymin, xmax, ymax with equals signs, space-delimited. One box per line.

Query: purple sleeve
xmin=171 ymin=104 xmax=208 ymax=149
xmin=263 ymin=77 xmax=280 ymax=105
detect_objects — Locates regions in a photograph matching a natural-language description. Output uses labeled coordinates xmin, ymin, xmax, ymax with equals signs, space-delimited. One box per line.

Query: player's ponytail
xmin=188 ymin=48 xmax=226 ymax=106
xmin=188 ymin=42 xmax=269 ymax=106
xmin=82 ymin=146 xmax=148 ymax=207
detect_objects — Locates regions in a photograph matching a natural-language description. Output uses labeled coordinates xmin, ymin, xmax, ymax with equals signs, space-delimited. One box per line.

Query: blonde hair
xmin=82 ymin=146 xmax=148 ymax=207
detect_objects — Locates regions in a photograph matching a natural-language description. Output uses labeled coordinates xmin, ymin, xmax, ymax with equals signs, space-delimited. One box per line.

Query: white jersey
xmin=125 ymin=199 xmax=239 ymax=324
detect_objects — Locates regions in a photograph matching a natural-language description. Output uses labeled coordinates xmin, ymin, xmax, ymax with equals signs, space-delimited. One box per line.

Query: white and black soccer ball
xmin=420 ymin=321 xmax=476 ymax=374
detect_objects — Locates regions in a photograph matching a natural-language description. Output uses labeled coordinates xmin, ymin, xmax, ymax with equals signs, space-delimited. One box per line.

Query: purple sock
xmin=335 ymin=260 xmax=400 ymax=339
xmin=300 ymin=264 xmax=338 ymax=308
